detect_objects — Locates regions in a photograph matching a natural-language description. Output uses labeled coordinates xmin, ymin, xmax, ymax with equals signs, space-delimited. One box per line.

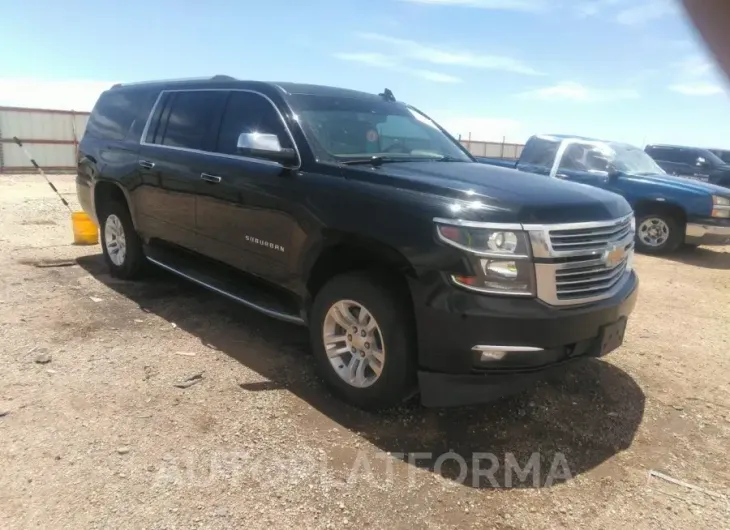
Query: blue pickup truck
xmin=478 ymin=134 xmax=730 ymax=254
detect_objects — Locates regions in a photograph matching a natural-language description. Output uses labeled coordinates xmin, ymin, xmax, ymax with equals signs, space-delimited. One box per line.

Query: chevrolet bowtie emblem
xmin=604 ymin=246 xmax=625 ymax=267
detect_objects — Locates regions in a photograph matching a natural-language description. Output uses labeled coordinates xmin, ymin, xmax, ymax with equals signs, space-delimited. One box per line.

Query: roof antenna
xmin=379 ymin=88 xmax=396 ymax=102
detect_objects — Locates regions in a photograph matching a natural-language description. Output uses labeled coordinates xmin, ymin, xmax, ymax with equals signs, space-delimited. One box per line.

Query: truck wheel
xmin=99 ymin=200 xmax=146 ymax=279
xmin=635 ymin=213 xmax=683 ymax=254
xmin=309 ymin=271 xmax=416 ymax=410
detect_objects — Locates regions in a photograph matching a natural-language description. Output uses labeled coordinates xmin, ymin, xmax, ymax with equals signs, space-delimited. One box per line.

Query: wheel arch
xmin=303 ymin=233 xmax=418 ymax=302
xmin=632 ymin=199 xmax=687 ymax=225
xmin=93 ymin=180 xmax=138 ymax=229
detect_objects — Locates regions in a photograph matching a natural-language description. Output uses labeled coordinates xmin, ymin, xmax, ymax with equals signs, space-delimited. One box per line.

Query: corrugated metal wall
xmin=0 ymin=105 xmax=523 ymax=173
xmin=0 ymin=107 xmax=90 ymax=173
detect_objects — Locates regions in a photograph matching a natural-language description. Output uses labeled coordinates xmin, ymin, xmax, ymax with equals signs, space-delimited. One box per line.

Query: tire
xmin=309 ymin=271 xmax=417 ymax=411
xmin=99 ymin=200 xmax=147 ymax=279
xmin=634 ymin=212 xmax=683 ymax=254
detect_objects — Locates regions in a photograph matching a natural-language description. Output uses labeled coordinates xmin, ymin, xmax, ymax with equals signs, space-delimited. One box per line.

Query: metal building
xmin=0 ymin=106 xmax=90 ymax=173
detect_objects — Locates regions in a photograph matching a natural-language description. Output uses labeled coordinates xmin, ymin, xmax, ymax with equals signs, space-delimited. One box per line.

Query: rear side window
xmin=215 ymin=91 xmax=293 ymax=155
xmin=155 ymin=91 xmax=227 ymax=151
xmin=86 ymin=89 xmax=152 ymax=141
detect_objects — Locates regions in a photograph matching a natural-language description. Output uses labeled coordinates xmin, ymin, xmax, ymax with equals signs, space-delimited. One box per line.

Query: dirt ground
xmin=1 ymin=174 xmax=729 ymax=529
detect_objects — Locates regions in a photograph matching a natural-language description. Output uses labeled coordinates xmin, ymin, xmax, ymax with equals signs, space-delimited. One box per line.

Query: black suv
xmin=645 ymin=144 xmax=730 ymax=188
xmin=77 ymin=76 xmax=638 ymax=409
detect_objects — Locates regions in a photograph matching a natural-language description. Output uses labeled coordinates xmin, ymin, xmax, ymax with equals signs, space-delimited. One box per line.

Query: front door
xmin=134 ymin=90 xmax=227 ymax=251
xmin=194 ymin=90 xmax=300 ymax=288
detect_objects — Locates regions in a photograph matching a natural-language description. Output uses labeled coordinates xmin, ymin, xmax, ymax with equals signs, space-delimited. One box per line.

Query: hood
xmin=353 ymin=161 xmax=631 ymax=224
xmin=623 ymin=172 xmax=730 ymax=195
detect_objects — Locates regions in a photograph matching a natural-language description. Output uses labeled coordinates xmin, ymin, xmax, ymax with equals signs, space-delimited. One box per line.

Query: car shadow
xmin=76 ymin=254 xmax=645 ymax=489
xmin=663 ymin=246 xmax=730 ymax=270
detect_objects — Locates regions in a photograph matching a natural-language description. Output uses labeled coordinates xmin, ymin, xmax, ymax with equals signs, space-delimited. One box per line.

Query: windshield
xmin=288 ymin=94 xmax=472 ymax=163
xmin=609 ymin=144 xmax=666 ymax=175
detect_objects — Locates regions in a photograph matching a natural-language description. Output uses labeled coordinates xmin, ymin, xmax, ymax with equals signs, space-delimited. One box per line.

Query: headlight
xmin=436 ymin=222 xmax=535 ymax=296
xmin=436 ymin=223 xmax=531 ymax=257
xmin=712 ymin=196 xmax=730 ymax=218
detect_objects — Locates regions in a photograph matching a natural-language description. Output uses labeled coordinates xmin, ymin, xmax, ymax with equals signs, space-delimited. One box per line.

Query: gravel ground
xmin=1 ymin=174 xmax=729 ymax=529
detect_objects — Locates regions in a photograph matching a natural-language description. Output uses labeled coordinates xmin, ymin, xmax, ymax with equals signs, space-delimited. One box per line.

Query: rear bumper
xmin=685 ymin=218 xmax=730 ymax=246
xmin=409 ymin=271 xmax=638 ymax=407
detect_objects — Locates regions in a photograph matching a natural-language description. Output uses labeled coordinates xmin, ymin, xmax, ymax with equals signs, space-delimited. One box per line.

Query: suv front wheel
xmin=309 ymin=272 xmax=416 ymax=410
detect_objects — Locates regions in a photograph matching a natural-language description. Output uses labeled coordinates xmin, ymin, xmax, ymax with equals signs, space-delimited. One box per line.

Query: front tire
xmin=99 ymin=200 xmax=146 ymax=279
xmin=309 ymin=271 xmax=416 ymax=411
xmin=635 ymin=213 xmax=683 ymax=254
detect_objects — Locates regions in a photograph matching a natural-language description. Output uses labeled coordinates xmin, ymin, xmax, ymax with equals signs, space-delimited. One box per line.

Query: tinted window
xmin=647 ymin=147 xmax=683 ymax=163
xmin=158 ymin=91 xmax=226 ymax=150
xmin=215 ymin=91 xmax=293 ymax=155
xmin=86 ymin=89 xmax=151 ymax=141
xmin=518 ymin=137 xmax=560 ymax=168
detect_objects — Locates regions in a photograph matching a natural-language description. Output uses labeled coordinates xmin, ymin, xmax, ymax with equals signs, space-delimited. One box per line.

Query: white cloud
xmin=397 ymin=0 xmax=549 ymax=12
xmin=615 ymin=0 xmax=678 ymax=25
xmin=333 ymin=53 xmax=462 ymax=83
xmin=516 ymin=81 xmax=639 ymax=102
xmin=668 ymin=54 xmax=725 ymax=96
xmin=0 ymin=79 xmax=114 ymax=111
xmin=357 ymin=33 xmax=542 ymax=75
xmin=669 ymin=83 xmax=724 ymax=96
xmin=675 ymin=55 xmax=716 ymax=78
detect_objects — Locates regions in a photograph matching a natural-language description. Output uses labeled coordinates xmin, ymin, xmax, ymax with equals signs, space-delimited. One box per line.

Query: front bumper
xmin=409 ymin=271 xmax=638 ymax=407
xmin=685 ymin=218 xmax=730 ymax=246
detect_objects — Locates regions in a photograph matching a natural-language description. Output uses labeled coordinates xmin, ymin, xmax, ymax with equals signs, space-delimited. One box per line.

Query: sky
xmin=1 ymin=0 xmax=729 ymax=147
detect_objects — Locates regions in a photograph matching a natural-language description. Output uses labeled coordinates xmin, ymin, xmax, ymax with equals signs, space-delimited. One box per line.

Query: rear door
xmin=194 ymin=90 xmax=301 ymax=286
xmin=135 ymin=90 xmax=227 ymax=251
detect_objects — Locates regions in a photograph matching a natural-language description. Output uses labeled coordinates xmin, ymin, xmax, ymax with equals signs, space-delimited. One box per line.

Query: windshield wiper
xmin=341 ymin=155 xmax=464 ymax=166
xmin=340 ymin=156 xmax=419 ymax=167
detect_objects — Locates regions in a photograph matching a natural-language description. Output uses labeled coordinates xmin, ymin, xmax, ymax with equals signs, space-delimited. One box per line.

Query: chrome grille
xmin=548 ymin=216 xmax=633 ymax=253
xmin=555 ymin=255 xmax=630 ymax=301
xmin=530 ymin=214 xmax=635 ymax=306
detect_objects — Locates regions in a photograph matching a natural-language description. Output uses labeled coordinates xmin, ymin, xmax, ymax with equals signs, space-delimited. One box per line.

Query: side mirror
xmin=607 ymin=164 xmax=622 ymax=180
xmin=696 ymin=157 xmax=709 ymax=168
xmin=236 ymin=133 xmax=297 ymax=165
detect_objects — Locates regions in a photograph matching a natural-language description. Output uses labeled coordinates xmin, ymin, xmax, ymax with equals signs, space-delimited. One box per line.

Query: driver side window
xmin=559 ymin=144 xmax=609 ymax=174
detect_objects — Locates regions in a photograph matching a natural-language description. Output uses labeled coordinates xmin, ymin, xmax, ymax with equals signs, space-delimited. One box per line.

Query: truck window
xmin=86 ymin=89 xmax=146 ymax=141
xmin=215 ymin=91 xmax=293 ymax=156
xmin=558 ymin=144 xmax=610 ymax=173
xmin=156 ymin=91 xmax=227 ymax=151
xmin=518 ymin=137 xmax=559 ymax=169
xmin=377 ymin=115 xmax=431 ymax=152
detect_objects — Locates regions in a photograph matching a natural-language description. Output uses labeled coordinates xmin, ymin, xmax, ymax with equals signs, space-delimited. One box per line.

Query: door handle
xmin=200 ymin=173 xmax=222 ymax=184
xmin=139 ymin=160 xmax=155 ymax=170
xmin=556 ymin=173 xmax=568 ymax=179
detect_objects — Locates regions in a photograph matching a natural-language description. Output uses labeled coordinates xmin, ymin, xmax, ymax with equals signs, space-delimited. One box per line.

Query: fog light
xmin=484 ymin=260 xmax=518 ymax=279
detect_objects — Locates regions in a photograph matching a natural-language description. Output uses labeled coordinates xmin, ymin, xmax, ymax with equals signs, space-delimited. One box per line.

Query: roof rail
xmin=110 ymin=75 xmax=237 ymax=88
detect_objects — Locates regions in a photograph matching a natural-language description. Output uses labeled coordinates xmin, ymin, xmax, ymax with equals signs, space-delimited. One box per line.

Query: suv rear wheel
xmin=309 ymin=271 xmax=416 ymax=410
xmin=635 ymin=212 xmax=683 ymax=254
xmin=99 ymin=200 xmax=146 ymax=279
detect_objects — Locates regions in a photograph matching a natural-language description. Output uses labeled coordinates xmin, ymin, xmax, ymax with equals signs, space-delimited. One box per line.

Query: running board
xmin=144 ymin=244 xmax=305 ymax=326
